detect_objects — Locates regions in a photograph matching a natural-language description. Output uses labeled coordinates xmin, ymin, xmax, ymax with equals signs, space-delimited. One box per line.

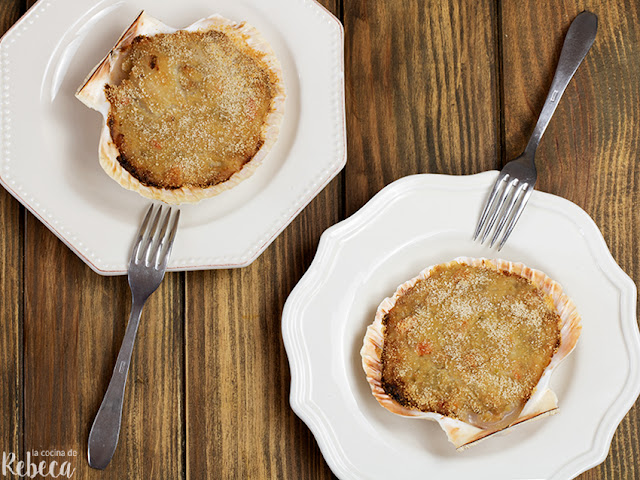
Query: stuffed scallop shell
xmin=361 ymin=257 xmax=581 ymax=450
xmin=76 ymin=11 xmax=285 ymax=204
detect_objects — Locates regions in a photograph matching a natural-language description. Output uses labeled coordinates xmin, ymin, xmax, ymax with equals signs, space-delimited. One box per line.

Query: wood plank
xmin=184 ymin=0 xmax=342 ymax=476
xmin=185 ymin=182 xmax=342 ymax=479
xmin=23 ymin=215 xmax=185 ymax=478
xmin=0 ymin=0 xmax=24 ymax=464
xmin=344 ymin=0 xmax=500 ymax=216
xmin=500 ymin=1 xmax=640 ymax=478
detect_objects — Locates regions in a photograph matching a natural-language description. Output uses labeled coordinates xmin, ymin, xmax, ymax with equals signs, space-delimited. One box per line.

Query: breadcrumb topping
xmin=381 ymin=263 xmax=561 ymax=428
xmin=105 ymin=28 xmax=277 ymax=189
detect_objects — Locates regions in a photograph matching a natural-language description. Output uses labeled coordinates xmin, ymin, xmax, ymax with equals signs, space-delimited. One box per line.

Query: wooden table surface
xmin=1 ymin=0 xmax=639 ymax=478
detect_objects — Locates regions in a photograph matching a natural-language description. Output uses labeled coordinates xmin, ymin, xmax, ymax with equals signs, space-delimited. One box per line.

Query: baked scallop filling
xmin=380 ymin=263 xmax=561 ymax=429
xmin=104 ymin=29 xmax=277 ymax=190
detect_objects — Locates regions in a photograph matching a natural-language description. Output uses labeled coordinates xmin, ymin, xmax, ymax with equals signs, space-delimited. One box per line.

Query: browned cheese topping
xmin=381 ymin=263 xmax=561 ymax=428
xmin=104 ymin=29 xmax=276 ymax=189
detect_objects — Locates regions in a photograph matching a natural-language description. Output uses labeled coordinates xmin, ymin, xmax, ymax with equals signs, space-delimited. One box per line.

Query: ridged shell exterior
xmin=361 ymin=257 xmax=582 ymax=450
xmin=76 ymin=11 xmax=286 ymax=204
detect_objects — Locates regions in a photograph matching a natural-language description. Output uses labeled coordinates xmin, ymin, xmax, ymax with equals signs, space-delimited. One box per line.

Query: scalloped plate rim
xmin=282 ymin=171 xmax=640 ymax=480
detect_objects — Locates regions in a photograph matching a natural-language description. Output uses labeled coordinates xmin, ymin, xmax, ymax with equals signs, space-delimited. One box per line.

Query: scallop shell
xmin=76 ymin=11 xmax=286 ymax=204
xmin=360 ymin=257 xmax=581 ymax=450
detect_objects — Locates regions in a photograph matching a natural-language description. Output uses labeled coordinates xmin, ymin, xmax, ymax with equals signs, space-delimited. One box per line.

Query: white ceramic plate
xmin=0 ymin=0 xmax=345 ymax=275
xmin=282 ymin=172 xmax=640 ymax=480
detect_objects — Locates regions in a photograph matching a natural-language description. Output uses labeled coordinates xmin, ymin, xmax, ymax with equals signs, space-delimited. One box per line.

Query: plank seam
xmin=495 ymin=0 xmax=506 ymax=169
xmin=181 ymin=271 xmax=187 ymax=480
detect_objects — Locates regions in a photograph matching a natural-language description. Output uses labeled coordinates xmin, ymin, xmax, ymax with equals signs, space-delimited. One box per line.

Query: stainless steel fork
xmin=88 ymin=204 xmax=180 ymax=470
xmin=473 ymin=11 xmax=597 ymax=250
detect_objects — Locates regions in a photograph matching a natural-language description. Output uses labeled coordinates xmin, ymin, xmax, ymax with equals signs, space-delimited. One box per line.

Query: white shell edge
xmin=75 ymin=11 xmax=286 ymax=205
xmin=360 ymin=256 xmax=582 ymax=450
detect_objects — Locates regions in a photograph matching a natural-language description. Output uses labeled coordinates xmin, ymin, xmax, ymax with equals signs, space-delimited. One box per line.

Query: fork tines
xmin=132 ymin=204 xmax=180 ymax=268
xmin=473 ymin=174 xmax=534 ymax=251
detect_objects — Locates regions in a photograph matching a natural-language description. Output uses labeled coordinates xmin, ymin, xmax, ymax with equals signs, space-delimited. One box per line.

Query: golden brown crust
xmin=76 ymin=12 xmax=286 ymax=204
xmin=361 ymin=257 xmax=582 ymax=449
xmin=379 ymin=263 xmax=561 ymax=427
xmin=105 ymin=29 xmax=277 ymax=191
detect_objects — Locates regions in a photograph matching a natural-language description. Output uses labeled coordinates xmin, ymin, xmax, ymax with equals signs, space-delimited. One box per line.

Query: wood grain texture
xmin=23 ymin=213 xmax=185 ymax=479
xmin=184 ymin=184 xmax=342 ymax=480
xmin=0 ymin=0 xmax=23 ymax=465
xmin=344 ymin=0 xmax=500 ymax=216
xmin=500 ymin=1 xmax=640 ymax=479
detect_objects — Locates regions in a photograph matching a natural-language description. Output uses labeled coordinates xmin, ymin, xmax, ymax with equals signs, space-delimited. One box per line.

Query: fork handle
xmin=525 ymin=11 xmax=597 ymax=156
xmin=87 ymin=299 xmax=144 ymax=470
